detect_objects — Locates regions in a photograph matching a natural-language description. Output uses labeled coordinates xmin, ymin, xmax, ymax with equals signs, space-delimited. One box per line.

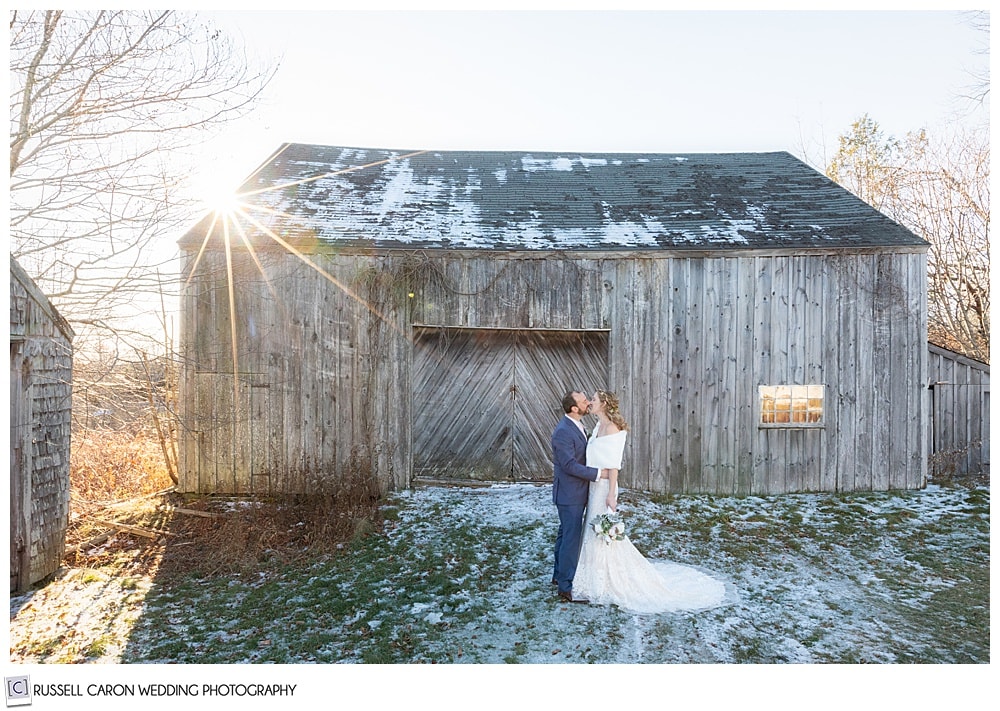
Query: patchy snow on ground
xmin=9 ymin=481 xmax=989 ymax=672
xmin=361 ymin=482 xmax=988 ymax=664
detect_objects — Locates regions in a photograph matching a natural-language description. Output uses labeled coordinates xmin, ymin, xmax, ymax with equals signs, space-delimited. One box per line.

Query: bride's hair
xmin=597 ymin=390 xmax=629 ymax=431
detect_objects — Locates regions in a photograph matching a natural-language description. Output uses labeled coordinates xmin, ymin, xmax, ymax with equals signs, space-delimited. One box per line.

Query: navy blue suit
xmin=551 ymin=415 xmax=599 ymax=594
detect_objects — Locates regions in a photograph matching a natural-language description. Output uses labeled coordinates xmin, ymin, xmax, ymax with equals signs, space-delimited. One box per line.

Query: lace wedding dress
xmin=572 ymin=429 xmax=729 ymax=614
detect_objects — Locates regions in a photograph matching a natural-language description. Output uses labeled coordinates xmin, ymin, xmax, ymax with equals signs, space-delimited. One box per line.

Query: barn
xmin=10 ymin=256 xmax=74 ymax=593
xmin=177 ymin=144 xmax=929 ymax=497
xmin=927 ymin=343 xmax=989 ymax=479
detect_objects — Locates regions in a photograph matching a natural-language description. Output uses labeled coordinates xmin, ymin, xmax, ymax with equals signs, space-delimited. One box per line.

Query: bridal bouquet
xmin=591 ymin=511 xmax=626 ymax=545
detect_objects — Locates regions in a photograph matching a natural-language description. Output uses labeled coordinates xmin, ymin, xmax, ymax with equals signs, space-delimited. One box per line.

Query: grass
xmin=70 ymin=429 xmax=174 ymax=503
xmin=93 ymin=483 xmax=991 ymax=663
xmin=10 ymin=429 xmax=990 ymax=665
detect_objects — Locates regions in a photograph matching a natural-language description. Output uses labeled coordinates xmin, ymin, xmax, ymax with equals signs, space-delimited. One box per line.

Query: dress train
xmin=574 ymin=429 xmax=729 ymax=614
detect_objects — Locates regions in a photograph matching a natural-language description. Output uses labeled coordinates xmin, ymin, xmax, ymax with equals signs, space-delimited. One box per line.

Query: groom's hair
xmin=561 ymin=391 xmax=578 ymax=414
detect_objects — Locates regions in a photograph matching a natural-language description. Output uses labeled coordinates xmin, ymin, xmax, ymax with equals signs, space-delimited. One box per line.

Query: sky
xmin=187 ymin=8 xmax=989 ymax=203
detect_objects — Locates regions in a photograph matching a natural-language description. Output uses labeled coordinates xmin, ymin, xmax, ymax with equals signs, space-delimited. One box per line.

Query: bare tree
xmin=826 ymin=116 xmax=989 ymax=362
xmin=958 ymin=10 xmax=989 ymax=106
xmin=10 ymin=9 xmax=277 ymax=484
xmin=9 ymin=10 xmax=276 ymax=349
xmin=894 ymin=128 xmax=989 ymax=361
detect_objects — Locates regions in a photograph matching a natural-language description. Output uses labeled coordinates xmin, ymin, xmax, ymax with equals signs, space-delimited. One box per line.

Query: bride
xmin=572 ymin=390 xmax=729 ymax=614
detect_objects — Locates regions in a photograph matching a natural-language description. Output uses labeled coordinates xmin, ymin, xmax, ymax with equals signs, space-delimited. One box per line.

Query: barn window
xmin=759 ymin=385 xmax=824 ymax=427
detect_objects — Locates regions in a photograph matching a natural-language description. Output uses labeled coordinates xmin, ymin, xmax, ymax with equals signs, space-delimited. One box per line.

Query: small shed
xmin=10 ymin=256 xmax=74 ymax=593
xmin=927 ymin=342 xmax=989 ymax=478
xmin=178 ymin=144 xmax=930 ymax=496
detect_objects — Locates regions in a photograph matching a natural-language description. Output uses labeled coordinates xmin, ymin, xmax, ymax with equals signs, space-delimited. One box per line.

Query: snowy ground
xmin=351 ymin=482 xmax=988 ymax=664
xmin=10 ymin=481 xmax=988 ymax=669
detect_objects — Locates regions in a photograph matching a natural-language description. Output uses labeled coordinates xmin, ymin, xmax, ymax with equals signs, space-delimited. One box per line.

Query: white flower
xmin=590 ymin=512 xmax=626 ymax=545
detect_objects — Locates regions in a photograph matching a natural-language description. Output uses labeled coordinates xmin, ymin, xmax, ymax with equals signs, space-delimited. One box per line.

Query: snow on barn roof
xmin=180 ymin=144 xmax=928 ymax=252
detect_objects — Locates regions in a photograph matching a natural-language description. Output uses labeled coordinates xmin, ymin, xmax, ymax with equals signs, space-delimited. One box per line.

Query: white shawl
xmin=586 ymin=430 xmax=628 ymax=469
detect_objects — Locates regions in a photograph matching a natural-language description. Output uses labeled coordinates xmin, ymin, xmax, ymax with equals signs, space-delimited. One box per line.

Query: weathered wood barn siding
xmin=10 ymin=256 xmax=74 ymax=592
xmin=178 ymin=145 xmax=929 ymax=496
xmin=179 ymin=248 xmax=411 ymax=495
xmin=927 ymin=343 xmax=989 ymax=478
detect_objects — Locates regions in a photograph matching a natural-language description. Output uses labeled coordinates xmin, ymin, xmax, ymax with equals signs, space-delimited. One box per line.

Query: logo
xmin=5 ymin=677 xmax=31 ymax=707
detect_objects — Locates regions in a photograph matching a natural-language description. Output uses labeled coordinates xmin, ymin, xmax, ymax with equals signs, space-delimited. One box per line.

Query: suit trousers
xmin=553 ymin=502 xmax=587 ymax=594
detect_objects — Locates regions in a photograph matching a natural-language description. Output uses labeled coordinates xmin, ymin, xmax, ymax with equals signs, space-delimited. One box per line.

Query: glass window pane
xmin=759 ymin=384 xmax=824 ymax=425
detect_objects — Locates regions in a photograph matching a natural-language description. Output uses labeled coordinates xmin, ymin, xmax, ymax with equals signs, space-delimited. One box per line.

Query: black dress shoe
xmin=551 ymin=578 xmax=558 ymax=586
xmin=558 ymin=590 xmax=589 ymax=604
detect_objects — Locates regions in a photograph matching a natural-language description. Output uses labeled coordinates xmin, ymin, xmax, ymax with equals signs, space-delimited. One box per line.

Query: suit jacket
xmin=551 ymin=415 xmax=598 ymax=506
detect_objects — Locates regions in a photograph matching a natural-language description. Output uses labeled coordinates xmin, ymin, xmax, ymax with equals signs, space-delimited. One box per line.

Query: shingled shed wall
xmin=10 ymin=256 xmax=74 ymax=592
xmin=178 ymin=145 xmax=930 ymax=496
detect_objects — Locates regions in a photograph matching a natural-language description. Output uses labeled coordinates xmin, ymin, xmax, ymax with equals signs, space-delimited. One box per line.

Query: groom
xmin=551 ymin=391 xmax=608 ymax=604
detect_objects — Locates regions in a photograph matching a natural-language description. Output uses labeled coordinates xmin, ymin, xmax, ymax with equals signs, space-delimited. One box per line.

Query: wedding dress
xmin=572 ymin=429 xmax=729 ymax=614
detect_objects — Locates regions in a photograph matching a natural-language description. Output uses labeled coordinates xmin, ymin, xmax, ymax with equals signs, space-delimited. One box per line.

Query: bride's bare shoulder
xmin=603 ymin=422 xmax=621 ymax=435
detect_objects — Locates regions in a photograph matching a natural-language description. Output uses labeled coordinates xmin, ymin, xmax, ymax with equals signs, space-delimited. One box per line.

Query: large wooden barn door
xmin=412 ymin=329 xmax=515 ymax=480
xmin=511 ymin=330 xmax=610 ymax=479
xmin=412 ymin=328 xmax=609 ymax=482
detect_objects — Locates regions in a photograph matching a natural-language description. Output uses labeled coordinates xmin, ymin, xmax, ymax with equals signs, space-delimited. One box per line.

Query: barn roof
xmin=180 ymin=143 xmax=928 ymax=252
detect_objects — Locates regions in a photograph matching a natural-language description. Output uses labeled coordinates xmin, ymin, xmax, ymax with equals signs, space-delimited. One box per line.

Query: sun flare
xmin=203 ymin=186 xmax=243 ymax=218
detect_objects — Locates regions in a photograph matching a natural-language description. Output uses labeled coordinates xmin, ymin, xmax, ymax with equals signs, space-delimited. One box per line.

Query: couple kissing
xmin=549 ymin=389 xmax=728 ymax=614
xmin=550 ymin=390 xmax=627 ymax=604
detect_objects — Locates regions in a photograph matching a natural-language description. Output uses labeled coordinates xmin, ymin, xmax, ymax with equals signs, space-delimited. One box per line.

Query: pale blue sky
xmin=192 ymin=9 xmax=988 ymax=196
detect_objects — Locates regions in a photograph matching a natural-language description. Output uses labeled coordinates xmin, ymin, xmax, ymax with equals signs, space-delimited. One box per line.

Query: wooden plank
xmin=967 ymin=368 xmax=984 ymax=473
xmin=750 ymin=256 xmax=770 ymax=494
xmin=301 ymin=258 xmax=320 ymax=485
xmin=761 ymin=256 xmax=786 ymax=495
xmin=164 ymin=507 xmax=226 ymax=519
xmin=648 ymin=258 xmax=670 ymax=494
xmin=306 ymin=255 xmax=327 ymax=494
xmin=834 ymin=255 xmax=856 ymax=491
xmin=735 ymin=257 xmax=756 ymax=496
xmin=981 ymin=380 xmax=990 ymax=470
xmin=685 ymin=258 xmax=704 ymax=491
xmin=215 ymin=373 xmax=235 ymax=494
xmin=870 ymin=254 xmax=894 ymax=491
xmin=614 ymin=259 xmax=642 ymax=489
xmin=800 ymin=256 xmax=824 ymax=492
xmin=334 ymin=261 xmax=354 ymax=482
xmin=914 ymin=254 xmax=929 ymax=487
xmin=899 ymin=254 xmax=921 ymax=488
xmin=715 ymin=257 xmax=738 ymax=495
xmin=700 ymin=258 xmax=720 ymax=492
xmin=193 ymin=373 xmax=214 ymax=493
xmin=105 ymin=487 xmax=177 ymax=509
xmin=65 ymin=531 xmax=116 ymax=554
xmin=886 ymin=254 xmax=908 ymax=489
xmin=853 ymin=255 xmax=875 ymax=492
xmin=819 ymin=254 xmax=839 ymax=492
xmin=90 ymin=519 xmax=161 ymax=539
xmin=668 ymin=258 xmax=688 ymax=493
xmin=633 ymin=258 xmax=654 ymax=492
xmin=177 ymin=257 xmax=195 ymax=492
xmin=786 ymin=256 xmax=805 ymax=493
xmin=284 ymin=257 xmax=305 ymax=489
xmin=411 ymin=477 xmax=497 ymax=488
xmin=232 ymin=252 xmax=255 ymax=493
